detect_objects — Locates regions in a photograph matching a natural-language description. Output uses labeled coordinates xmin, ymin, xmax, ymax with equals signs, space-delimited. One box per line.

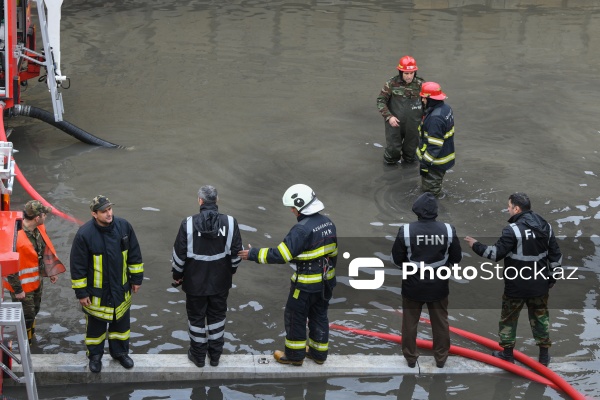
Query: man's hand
xmin=50 ymin=275 xmax=58 ymax=284
xmin=464 ymin=236 xmax=478 ymax=248
xmin=388 ymin=116 xmax=400 ymax=128
xmin=132 ymin=284 xmax=141 ymax=294
xmin=15 ymin=291 xmax=26 ymax=300
xmin=238 ymin=244 xmax=252 ymax=260
xmin=79 ymin=297 xmax=91 ymax=307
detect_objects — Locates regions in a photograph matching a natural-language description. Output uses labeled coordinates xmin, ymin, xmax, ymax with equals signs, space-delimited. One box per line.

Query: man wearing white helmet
xmin=239 ymin=184 xmax=338 ymax=366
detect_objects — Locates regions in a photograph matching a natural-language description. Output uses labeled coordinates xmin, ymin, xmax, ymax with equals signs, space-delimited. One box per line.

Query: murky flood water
xmin=3 ymin=0 xmax=600 ymax=399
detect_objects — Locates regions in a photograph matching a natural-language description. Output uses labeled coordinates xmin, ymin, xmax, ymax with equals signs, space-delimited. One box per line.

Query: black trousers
xmin=85 ymin=309 xmax=130 ymax=358
xmin=186 ymin=290 xmax=228 ymax=360
xmin=284 ymin=284 xmax=331 ymax=362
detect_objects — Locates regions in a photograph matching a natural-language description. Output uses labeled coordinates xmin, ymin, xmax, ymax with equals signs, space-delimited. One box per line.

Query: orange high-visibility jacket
xmin=3 ymin=225 xmax=65 ymax=293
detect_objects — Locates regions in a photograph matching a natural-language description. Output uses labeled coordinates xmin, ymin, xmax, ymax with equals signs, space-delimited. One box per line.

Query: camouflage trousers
xmin=10 ymin=280 xmax=43 ymax=341
xmin=421 ymin=168 xmax=446 ymax=197
xmin=498 ymin=293 xmax=551 ymax=348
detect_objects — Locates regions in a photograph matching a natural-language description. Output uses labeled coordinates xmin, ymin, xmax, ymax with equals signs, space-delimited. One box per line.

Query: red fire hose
xmin=1 ymin=107 xmax=82 ymax=225
xmin=413 ymin=314 xmax=586 ymax=400
xmin=330 ymin=320 xmax=587 ymax=400
xmin=330 ymin=324 xmax=558 ymax=390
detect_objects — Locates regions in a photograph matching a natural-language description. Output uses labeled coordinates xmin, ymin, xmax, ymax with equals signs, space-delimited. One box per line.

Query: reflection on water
xmin=3 ymin=374 xmax=582 ymax=399
xmin=3 ymin=0 xmax=600 ymax=398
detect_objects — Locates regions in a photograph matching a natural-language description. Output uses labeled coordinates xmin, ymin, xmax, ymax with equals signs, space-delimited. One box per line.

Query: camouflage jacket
xmin=376 ymin=75 xmax=425 ymax=120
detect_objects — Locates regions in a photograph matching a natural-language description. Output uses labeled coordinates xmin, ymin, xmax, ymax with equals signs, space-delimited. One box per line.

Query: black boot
xmin=492 ymin=347 xmax=514 ymax=363
xmin=539 ymin=347 xmax=551 ymax=366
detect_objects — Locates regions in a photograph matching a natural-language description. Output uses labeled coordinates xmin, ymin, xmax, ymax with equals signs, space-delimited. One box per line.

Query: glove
xmin=420 ymin=168 xmax=429 ymax=177
xmin=172 ymin=271 xmax=183 ymax=281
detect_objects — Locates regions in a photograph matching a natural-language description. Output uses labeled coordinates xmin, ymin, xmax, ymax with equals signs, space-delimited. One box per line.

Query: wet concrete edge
xmin=7 ymin=354 xmax=586 ymax=386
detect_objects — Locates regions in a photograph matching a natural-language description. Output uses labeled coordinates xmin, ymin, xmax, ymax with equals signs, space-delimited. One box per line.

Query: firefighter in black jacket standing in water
xmin=391 ymin=192 xmax=462 ymax=369
xmin=239 ymin=184 xmax=338 ymax=366
xmin=171 ymin=185 xmax=243 ymax=368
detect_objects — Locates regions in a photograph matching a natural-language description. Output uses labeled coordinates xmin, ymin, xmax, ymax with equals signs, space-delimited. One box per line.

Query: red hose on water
xmin=330 ymin=324 xmax=558 ymax=390
xmin=412 ymin=315 xmax=587 ymax=400
xmin=13 ymin=163 xmax=83 ymax=225
xmin=1 ymin=107 xmax=83 ymax=225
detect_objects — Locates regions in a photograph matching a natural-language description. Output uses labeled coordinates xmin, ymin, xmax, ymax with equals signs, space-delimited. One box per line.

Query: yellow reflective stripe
xmin=432 ymin=152 xmax=455 ymax=165
xmin=122 ymin=250 xmax=128 ymax=285
xmin=84 ymin=304 xmax=113 ymax=320
xmin=427 ymin=136 xmax=444 ymax=146
xmin=108 ymin=330 xmax=130 ymax=340
xmin=71 ymin=278 xmax=87 ymax=289
xmin=85 ymin=331 xmax=107 ymax=345
xmin=423 ymin=152 xmax=434 ymax=162
xmin=285 ymin=339 xmax=306 ymax=350
xmin=257 ymin=248 xmax=269 ymax=264
xmin=444 ymin=127 xmax=454 ymax=139
xmin=290 ymin=273 xmax=322 ymax=284
xmin=128 ymin=263 xmax=144 ymax=274
xmin=93 ymin=255 xmax=102 ymax=288
xmin=295 ymin=243 xmax=338 ymax=261
xmin=308 ymin=338 xmax=328 ymax=351
xmin=277 ymin=242 xmax=293 ymax=262
xmin=325 ymin=268 xmax=336 ymax=280
xmin=84 ymin=293 xmax=131 ymax=321
xmin=329 ymin=248 xmax=338 ymax=257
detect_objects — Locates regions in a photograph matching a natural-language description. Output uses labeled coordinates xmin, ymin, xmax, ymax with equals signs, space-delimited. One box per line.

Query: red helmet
xmin=397 ymin=56 xmax=418 ymax=72
xmin=420 ymin=81 xmax=447 ymax=100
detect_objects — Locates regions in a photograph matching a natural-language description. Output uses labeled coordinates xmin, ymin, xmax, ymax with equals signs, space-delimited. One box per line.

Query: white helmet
xmin=282 ymin=184 xmax=324 ymax=214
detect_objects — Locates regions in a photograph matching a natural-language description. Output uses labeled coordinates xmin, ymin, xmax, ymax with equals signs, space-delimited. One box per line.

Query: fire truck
xmin=1 ymin=0 xmax=66 ymax=398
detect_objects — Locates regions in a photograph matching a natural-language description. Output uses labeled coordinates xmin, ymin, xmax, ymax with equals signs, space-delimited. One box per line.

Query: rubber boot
xmin=27 ymin=328 xmax=33 ymax=345
xmin=492 ymin=347 xmax=514 ymax=363
xmin=539 ymin=347 xmax=551 ymax=366
xmin=273 ymin=350 xmax=303 ymax=366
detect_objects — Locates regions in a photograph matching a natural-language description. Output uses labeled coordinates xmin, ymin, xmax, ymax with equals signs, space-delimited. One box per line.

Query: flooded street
xmin=3 ymin=0 xmax=600 ymax=398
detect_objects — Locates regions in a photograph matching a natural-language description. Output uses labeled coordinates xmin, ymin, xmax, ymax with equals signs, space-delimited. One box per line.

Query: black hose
xmin=14 ymin=105 xmax=125 ymax=149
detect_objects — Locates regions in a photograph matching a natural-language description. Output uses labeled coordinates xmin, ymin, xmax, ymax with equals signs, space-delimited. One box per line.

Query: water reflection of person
xmin=238 ymin=184 xmax=338 ymax=366
xmin=190 ymin=384 xmax=224 ymax=400
xmin=397 ymin=375 xmax=448 ymax=400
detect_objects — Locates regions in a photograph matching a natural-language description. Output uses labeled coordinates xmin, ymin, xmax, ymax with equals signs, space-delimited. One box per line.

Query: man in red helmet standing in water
xmin=417 ymin=82 xmax=456 ymax=199
xmin=376 ymin=55 xmax=425 ymax=165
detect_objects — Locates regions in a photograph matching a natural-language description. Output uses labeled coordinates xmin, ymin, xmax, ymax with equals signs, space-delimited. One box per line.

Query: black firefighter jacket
xmin=391 ymin=193 xmax=462 ymax=302
xmin=247 ymin=212 xmax=338 ymax=294
xmin=70 ymin=217 xmax=144 ymax=322
xmin=417 ymin=101 xmax=456 ymax=172
xmin=472 ymin=210 xmax=562 ymax=298
xmin=171 ymin=203 xmax=243 ymax=296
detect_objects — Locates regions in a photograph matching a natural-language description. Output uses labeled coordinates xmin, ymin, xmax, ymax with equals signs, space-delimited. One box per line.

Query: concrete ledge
xmin=7 ymin=354 xmax=584 ymax=386
xmin=17 ymin=354 xmax=495 ymax=386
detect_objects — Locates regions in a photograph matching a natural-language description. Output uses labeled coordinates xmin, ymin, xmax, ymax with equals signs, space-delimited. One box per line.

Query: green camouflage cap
xmin=24 ymin=200 xmax=52 ymax=217
xmin=90 ymin=195 xmax=114 ymax=212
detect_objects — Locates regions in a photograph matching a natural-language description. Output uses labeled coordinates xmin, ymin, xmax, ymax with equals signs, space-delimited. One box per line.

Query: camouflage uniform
xmin=471 ymin=208 xmax=562 ymax=352
xmin=376 ymin=75 xmax=424 ymax=164
xmin=498 ymin=294 xmax=551 ymax=348
xmin=6 ymin=201 xmax=52 ymax=342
